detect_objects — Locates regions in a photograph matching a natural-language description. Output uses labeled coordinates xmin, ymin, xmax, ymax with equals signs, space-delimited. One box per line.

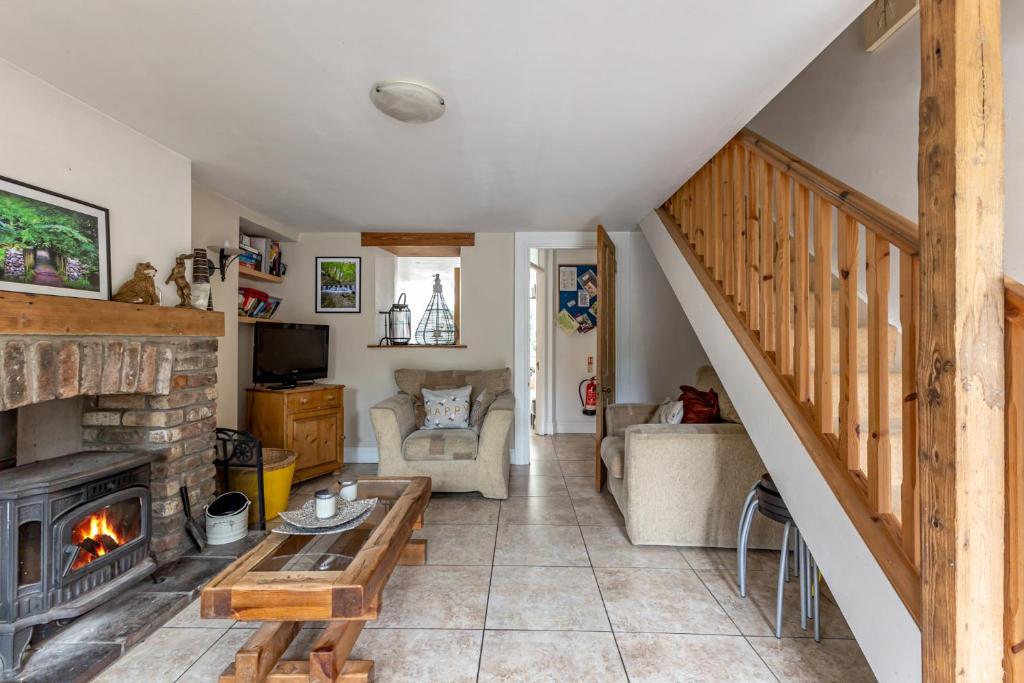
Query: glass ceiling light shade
xmin=370 ymin=80 xmax=446 ymax=123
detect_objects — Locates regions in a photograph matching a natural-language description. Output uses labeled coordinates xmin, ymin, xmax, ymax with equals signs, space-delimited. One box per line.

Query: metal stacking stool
xmin=737 ymin=473 xmax=821 ymax=641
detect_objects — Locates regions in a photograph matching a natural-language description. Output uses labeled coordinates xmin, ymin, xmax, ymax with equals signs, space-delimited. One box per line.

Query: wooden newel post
xmin=918 ymin=0 xmax=1006 ymax=681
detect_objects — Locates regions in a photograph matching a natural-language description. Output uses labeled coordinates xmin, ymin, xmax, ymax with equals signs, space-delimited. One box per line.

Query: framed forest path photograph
xmin=0 ymin=176 xmax=110 ymax=300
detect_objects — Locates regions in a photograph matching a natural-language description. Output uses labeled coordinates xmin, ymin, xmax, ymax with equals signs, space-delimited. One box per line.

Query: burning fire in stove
xmin=70 ymin=508 xmax=126 ymax=570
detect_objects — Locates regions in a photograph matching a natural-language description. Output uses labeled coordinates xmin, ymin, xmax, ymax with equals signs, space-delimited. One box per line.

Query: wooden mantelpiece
xmin=0 ymin=291 xmax=225 ymax=338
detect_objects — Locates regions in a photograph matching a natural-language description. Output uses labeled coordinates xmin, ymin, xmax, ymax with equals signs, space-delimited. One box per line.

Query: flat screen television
xmin=253 ymin=323 xmax=329 ymax=387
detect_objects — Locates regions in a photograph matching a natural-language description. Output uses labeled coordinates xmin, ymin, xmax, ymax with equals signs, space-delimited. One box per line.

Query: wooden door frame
xmin=595 ymin=226 xmax=617 ymax=491
xmin=513 ymin=232 xmax=597 ymax=465
xmin=530 ymin=259 xmax=552 ymax=436
xmin=513 ymin=231 xmax=633 ymax=466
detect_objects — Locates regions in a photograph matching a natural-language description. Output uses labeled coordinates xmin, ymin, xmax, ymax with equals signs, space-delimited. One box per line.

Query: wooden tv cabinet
xmin=245 ymin=383 xmax=345 ymax=482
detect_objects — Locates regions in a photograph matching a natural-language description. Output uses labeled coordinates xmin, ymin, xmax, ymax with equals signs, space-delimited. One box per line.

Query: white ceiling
xmin=0 ymin=1 xmax=868 ymax=233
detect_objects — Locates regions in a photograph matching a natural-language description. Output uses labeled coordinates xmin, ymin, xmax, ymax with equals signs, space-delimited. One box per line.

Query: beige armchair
xmin=370 ymin=368 xmax=513 ymax=499
xmin=601 ymin=366 xmax=778 ymax=548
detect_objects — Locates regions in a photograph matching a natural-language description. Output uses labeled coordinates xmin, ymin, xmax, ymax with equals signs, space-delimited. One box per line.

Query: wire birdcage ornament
xmin=415 ymin=274 xmax=457 ymax=345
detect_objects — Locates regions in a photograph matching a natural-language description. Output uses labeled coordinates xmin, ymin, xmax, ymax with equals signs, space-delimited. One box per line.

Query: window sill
xmin=366 ymin=344 xmax=467 ymax=349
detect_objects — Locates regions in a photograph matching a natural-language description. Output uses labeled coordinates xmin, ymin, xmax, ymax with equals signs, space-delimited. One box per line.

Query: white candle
xmin=314 ymin=489 xmax=336 ymax=519
xmin=340 ymin=480 xmax=358 ymax=502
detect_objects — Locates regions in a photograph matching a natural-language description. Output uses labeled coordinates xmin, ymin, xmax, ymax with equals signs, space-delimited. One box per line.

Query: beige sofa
xmin=601 ymin=366 xmax=777 ymax=548
xmin=370 ymin=368 xmax=513 ymax=499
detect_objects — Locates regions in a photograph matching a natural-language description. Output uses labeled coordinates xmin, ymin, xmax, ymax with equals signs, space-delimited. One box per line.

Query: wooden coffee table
xmin=200 ymin=477 xmax=431 ymax=683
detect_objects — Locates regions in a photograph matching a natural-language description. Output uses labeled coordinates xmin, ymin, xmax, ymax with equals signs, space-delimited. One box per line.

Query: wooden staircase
xmin=658 ymin=126 xmax=1024 ymax=678
xmin=660 ymin=128 xmax=923 ymax=619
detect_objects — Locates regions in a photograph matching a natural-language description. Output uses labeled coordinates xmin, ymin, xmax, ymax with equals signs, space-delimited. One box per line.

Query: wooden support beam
xmin=361 ymin=232 xmax=474 ymax=257
xmin=918 ymin=0 xmax=1005 ymax=680
xmin=397 ymin=538 xmax=427 ymax=565
xmin=864 ymin=0 xmax=919 ymax=52
xmin=309 ymin=620 xmax=366 ymax=683
xmin=232 ymin=622 xmax=301 ymax=683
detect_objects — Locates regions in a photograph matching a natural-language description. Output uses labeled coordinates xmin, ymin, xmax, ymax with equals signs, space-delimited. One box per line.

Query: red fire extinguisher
xmin=580 ymin=377 xmax=598 ymax=416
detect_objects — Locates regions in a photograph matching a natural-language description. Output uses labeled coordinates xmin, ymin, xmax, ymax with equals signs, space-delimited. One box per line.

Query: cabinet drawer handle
xmin=300 ymin=398 xmax=309 ymax=404
xmin=325 ymin=395 xmax=335 ymax=401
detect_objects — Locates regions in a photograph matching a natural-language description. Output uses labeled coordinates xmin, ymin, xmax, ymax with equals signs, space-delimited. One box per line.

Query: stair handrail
xmin=734 ymin=130 xmax=919 ymax=255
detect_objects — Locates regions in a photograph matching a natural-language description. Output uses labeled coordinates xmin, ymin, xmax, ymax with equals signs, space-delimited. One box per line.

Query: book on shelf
xmin=238 ymin=286 xmax=282 ymax=320
xmin=238 ymin=233 xmax=285 ymax=276
xmin=238 ymin=252 xmax=262 ymax=271
xmin=248 ymin=237 xmax=269 ymax=273
xmin=267 ymin=240 xmax=283 ymax=276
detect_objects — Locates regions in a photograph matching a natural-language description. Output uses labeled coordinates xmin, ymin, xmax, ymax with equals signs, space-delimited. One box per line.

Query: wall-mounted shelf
xmin=0 ymin=291 xmax=224 ymax=337
xmin=366 ymin=344 xmax=467 ymax=349
xmin=239 ymin=266 xmax=284 ymax=284
xmin=239 ymin=316 xmax=286 ymax=325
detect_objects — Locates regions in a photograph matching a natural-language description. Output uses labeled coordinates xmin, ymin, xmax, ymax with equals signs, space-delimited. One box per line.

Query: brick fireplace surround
xmin=0 ymin=292 xmax=225 ymax=561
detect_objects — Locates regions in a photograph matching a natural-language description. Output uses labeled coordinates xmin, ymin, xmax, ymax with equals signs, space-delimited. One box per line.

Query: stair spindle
xmin=814 ymin=195 xmax=834 ymax=434
xmin=760 ymin=159 xmax=775 ymax=354
xmin=838 ymin=213 xmax=862 ymax=474
xmin=866 ymin=231 xmax=892 ymax=513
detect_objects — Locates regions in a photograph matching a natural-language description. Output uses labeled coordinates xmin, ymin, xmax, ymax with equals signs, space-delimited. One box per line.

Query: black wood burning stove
xmin=0 ymin=451 xmax=157 ymax=677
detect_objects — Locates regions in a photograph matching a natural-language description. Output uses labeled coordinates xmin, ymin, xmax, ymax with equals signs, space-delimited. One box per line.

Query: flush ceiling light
xmin=370 ymin=80 xmax=446 ymax=123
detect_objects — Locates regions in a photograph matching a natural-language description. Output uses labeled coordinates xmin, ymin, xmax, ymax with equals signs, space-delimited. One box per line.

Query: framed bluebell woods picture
xmin=0 ymin=176 xmax=111 ymax=300
xmin=315 ymin=256 xmax=361 ymax=313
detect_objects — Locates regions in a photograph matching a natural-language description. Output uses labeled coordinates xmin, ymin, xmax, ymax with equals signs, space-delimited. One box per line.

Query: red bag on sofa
xmin=677 ymin=385 xmax=721 ymax=423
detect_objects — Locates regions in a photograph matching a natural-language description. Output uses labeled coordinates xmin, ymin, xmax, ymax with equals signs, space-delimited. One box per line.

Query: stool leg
xmin=806 ymin=544 xmax=814 ymax=617
xmin=737 ymin=496 xmax=758 ymax=598
xmin=797 ymin=531 xmax=807 ymax=630
xmin=738 ymin=483 xmax=758 ymax=545
xmin=737 ymin=483 xmax=758 ymax=584
xmin=812 ymin=555 xmax=821 ymax=642
xmin=775 ymin=520 xmax=792 ymax=638
xmin=791 ymin=529 xmax=800 ymax=580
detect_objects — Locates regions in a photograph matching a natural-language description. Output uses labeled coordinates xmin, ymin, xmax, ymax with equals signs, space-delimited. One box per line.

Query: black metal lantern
xmin=415 ymin=274 xmax=456 ymax=345
xmin=379 ymin=293 xmax=412 ymax=346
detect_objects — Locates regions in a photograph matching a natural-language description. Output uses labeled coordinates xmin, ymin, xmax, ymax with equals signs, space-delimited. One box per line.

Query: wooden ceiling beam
xmin=361 ymin=232 xmax=474 ymax=248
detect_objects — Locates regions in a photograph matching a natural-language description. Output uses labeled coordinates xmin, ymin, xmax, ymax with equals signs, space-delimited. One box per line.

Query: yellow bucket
xmin=228 ymin=448 xmax=297 ymax=523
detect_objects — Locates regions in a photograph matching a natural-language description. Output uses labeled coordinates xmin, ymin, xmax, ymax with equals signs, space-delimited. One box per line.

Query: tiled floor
xmin=95 ymin=434 xmax=876 ymax=682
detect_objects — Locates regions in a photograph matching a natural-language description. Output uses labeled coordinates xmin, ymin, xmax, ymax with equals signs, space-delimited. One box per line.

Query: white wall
xmin=748 ymin=6 xmax=1024 ymax=281
xmin=0 ymin=58 xmax=191 ymax=302
xmin=191 ymin=182 xmax=300 ymax=429
xmin=642 ymin=210 xmax=920 ymax=683
xmin=613 ymin=231 xmax=709 ymax=402
xmin=552 ymin=249 xmax=598 ymax=433
xmin=270 ymin=232 xmax=515 ymax=460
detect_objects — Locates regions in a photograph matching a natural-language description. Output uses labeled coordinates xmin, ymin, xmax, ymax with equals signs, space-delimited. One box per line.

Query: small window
xmin=394 ymin=256 xmax=461 ymax=344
